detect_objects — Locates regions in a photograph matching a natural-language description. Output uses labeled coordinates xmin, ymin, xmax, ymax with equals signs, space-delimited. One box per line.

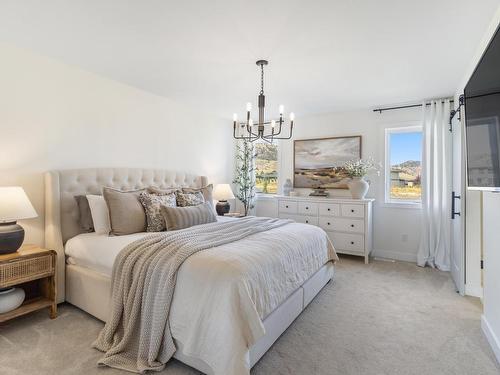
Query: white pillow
xmin=86 ymin=194 xmax=111 ymax=235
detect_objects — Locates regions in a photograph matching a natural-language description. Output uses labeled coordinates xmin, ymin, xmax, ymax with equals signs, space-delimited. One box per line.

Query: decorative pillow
xmin=75 ymin=195 xmax=94 ymax=232
xmin=161 ymin=202 xmax=216 ymax=231
xmin=147 ymin=186 xmax=179 ymax=195
xmin=138 ymin=192 xmax=176 ymax=232
xmin=176 ymin=191 xmax=205 ymax=207
xmin=182 ymin=184 xmax=215 ymax=211
xmin=102 ymin=187 xmax=146 ymax=236
xmin=86 ymin=195 xmax=111 ymax=235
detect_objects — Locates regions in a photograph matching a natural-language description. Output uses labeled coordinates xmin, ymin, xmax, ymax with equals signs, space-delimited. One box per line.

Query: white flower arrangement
xmin=343 ymin=158 xmax=380 ymax=178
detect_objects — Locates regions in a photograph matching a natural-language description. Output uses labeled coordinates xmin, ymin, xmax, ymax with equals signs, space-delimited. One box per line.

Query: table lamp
xmin=0 ymin=187 xmax=38 ymax=254
xmin=213 ymin=184 xmax=235 ymax=216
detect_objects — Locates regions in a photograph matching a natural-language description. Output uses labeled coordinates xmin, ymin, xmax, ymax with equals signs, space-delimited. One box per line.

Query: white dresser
xmin=276 ymin=196 xmax=374 ymax=263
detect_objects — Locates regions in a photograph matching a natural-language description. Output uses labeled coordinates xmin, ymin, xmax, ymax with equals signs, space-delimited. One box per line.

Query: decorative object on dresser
xmin=282 ymin=179 xmax=293 ymax=196
xmin=0 ymin=187 xmax=38 ymax=254
xmin=0 ymin=245 xmax=56 ymax=322
xmin=213 ymin=184 xmax=235 ymax=216
xmin=277 ymin=195 xmax=373 ymax=264
xmin=233 ymin=60 xmax=294 ymax=143
xmin=294 ymin=136 xmax=362 ymax=189
xmin=233 ymin=141 xmax=256 ymax=216
xmin=344 ymin=158 xmax=380 ymax=199
xmin=309 ymin=187 xmax=329 ymax=197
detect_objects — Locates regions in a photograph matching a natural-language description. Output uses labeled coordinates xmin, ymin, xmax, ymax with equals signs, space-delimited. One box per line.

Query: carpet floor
xmin=0 ymin=256 xmax=498 ymax=375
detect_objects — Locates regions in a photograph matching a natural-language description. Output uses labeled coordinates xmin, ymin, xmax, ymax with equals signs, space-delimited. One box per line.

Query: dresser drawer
xmin=318 ymin=216 xmax=335 ymax=231
xmin=327 ymin=232 xmax=365 ymax=253
xmin=319 ymin=203 xmax=340 ymax=217
xmin=298 ymin=202 xmax=318 ymax=215
xmin=341 ymin=204 xmax=365 ymax=218
xmin=333 ymin=218 xmax=364 ymax=233
xmin=279 ymin=200 xmax=298 ymax=214
xmin=280 ymin=214 xmax=319 ymax=226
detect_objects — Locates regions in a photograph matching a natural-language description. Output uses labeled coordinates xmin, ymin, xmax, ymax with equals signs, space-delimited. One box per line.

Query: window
xmin=385 ymin=126 xmax=423 ymax=205
xmin=255 ymin=142 xmax=279 ymax=194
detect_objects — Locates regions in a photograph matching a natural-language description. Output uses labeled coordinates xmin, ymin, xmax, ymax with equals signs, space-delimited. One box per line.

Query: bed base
xmin=66 ymin=262 xmax=334 ymax=373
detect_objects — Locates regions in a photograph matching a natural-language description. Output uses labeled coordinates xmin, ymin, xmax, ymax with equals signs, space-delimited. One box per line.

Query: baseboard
xmin=482 ymin=315 xmax=500 ymax=364
xmin=465 ymin=284 xmax=483 ymax=299
xmin=372 ymin=249 xmax=417 ymax=263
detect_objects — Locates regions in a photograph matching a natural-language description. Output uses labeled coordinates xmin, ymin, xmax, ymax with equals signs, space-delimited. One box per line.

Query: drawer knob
xmin=327 ymin=222 xmax=331 ymax=225
xmin=351 ymin=241 xmax=354 ymax=245
xmin=305 ymin=220 xmax=309 ymax=223
xmin=351 ymin=209 xmax=354 ymax=213
xmin=327 ymin=208 xmax=331 ymax=211
xmin=286 ymin=205 xmax=289 ymax=208
xmin=306 ymin=207 xmax=309 ymax=210
xmin=351 ymin=224 xmax=354 ymax=228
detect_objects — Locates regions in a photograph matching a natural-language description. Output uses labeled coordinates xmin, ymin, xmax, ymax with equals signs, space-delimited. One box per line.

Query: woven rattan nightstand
xmin=0 ymin=245 xmax=56 ymax=322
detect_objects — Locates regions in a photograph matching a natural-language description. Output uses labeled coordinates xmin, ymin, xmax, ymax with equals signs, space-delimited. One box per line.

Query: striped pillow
xmin=160 ymin=202 xmax=216 ymax=231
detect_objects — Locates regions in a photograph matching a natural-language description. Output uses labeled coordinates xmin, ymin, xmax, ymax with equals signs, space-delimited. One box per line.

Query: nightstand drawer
xmin=279 ymin=200 xmax=298 ymax=214
xmin=0 ymin=254 xmax=54 ymax=288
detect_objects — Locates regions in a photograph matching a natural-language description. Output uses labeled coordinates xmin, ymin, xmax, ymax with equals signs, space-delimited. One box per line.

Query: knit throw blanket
xmin=92 ymin=216 xmax=292 ymax=374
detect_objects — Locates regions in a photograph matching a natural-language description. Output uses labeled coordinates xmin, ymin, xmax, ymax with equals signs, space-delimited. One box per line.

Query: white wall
xmin=0 ymin=42 xmax=232 ymax=247
xmin=255 ymin=106 xmax=424 ymax=262
xmin=459 ymin=5 xmax=500 ymax=364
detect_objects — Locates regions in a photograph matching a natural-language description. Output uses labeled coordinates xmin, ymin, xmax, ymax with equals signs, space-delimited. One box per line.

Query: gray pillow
xmin=102 ymin=187 xmax=146 ymax=235
xmin=161 ymin=202 xmax=216 ymax=231
xmin=176 ymin=191 xmax=205 ymax=207
xmin=182 ymin=184 xmax=214 ymax=210
xmin=139 ymin=192 xmax=176 ymax=232
xmin=74 ymin=195 xmax=94 ymax=232
xmin=147 ymin=186 xmax=179 ymax=195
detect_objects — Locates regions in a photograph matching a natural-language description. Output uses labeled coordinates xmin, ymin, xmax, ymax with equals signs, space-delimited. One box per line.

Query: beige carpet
xmin=0 ymin=256 xmax=498 ymax=375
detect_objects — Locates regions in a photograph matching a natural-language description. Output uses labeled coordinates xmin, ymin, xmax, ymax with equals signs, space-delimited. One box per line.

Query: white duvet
xmin=65 ymin=218 xmax=337 ymax=374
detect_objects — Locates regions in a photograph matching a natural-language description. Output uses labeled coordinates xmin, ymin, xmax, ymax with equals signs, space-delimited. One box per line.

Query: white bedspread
xmin=65 ymin=219 xmax=337 ymax=374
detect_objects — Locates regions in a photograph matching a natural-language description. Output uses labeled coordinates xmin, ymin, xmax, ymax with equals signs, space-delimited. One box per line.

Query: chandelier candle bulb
xmin=233 ymin=113 xmax=238 ymax=122
xmin=246 ymin=102 xmax=252 ymax=112
xmin=271 ymin=120 xmax=276 ymax=128
xmin=279 ymin=105 xmax=284 ymax=115
xmin=290 ymin=112 xmax=295 ymax=121
xmin=248 ymin=119 xmax=253 ymax=127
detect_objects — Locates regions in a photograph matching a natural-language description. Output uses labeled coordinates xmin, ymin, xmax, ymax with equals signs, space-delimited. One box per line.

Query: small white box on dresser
xmin=276 ymin=195 xmax=374 ymax=264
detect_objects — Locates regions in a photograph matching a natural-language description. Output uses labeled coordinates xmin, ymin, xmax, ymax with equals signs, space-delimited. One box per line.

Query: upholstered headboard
xmin=44 ymin=168 xmax=208 ymax=302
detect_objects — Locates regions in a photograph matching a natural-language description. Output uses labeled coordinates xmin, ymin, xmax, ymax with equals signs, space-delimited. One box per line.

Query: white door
xmin=450 ymin=106 xmax=465 ymax=295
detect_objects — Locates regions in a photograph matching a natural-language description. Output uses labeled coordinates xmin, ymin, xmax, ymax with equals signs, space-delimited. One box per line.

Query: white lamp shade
xmin=213 ymin=184 xmax=235 ymax=201
xmin=0 ymin=187 xmax=38 ymax=222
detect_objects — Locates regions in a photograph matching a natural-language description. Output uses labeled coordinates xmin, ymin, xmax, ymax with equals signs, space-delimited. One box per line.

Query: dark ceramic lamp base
xmin=0 ymin=222 xmax=25 ymax=255
xmin=216 ymin=201 xmax=231 ymax=216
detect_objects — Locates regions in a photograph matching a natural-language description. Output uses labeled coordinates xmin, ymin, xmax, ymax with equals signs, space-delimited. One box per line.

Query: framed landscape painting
xmin=294 ymin=136 xmax=362 ymax=189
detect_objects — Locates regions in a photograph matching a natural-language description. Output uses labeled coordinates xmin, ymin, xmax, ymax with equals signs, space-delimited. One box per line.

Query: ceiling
xmin=0 ymin=0 xmax=498 ymax=118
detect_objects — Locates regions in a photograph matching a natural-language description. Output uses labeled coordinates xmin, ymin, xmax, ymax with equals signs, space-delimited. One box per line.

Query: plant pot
xmin=348 ymin=177 xmax=369 ymax=199
xmin=0 ymin=287 xmax=25 ymax=313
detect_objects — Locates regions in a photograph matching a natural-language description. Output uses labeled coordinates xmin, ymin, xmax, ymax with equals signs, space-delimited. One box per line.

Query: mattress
xmin=65 ymin=218 xmax=336 ymax=374
xmin=65 ymin=216 xmax=235 ymax=276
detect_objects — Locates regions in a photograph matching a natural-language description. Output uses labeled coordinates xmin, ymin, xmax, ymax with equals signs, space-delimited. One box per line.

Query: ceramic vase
xmin=0 ymin=287 xmax=25 ymax=313
xmin=283 ymin=179 xmax=293 ymax=196
xmin=348 ymin=177 xmax=369 ymax=199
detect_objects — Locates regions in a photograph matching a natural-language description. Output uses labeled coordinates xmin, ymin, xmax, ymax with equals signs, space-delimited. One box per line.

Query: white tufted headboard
xmin=44 ymin=168 xmax=208 ymax=303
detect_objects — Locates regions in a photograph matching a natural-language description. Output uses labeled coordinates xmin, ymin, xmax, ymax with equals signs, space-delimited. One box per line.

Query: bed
xmin=44 ymin=168 xmax=336 ymax=374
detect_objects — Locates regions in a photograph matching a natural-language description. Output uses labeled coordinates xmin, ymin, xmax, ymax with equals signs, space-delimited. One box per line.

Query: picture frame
xmin=294 ymin=135 xmax=362 ymax=189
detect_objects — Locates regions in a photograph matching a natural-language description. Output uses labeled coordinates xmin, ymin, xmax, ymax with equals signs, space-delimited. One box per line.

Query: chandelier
xmin=233 ymin=60 xmax=294 ymax=143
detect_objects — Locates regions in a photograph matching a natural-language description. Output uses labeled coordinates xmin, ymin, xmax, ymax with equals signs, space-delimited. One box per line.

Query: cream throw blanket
xmin=92 ymin=216 xmax=292 ymax=373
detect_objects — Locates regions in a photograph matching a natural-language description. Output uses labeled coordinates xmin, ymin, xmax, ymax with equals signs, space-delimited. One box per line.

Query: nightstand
xmin=0 ymin=245 xmax=57 ymax=323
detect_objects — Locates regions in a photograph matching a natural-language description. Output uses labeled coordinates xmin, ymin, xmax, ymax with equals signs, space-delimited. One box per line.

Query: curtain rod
xmin=373 ymin=100 xmax=455 ymax=114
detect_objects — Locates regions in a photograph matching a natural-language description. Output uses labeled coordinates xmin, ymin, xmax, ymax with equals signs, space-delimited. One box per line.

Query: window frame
xmin=384 ymin=124 xmax=423 ymax=208
xmin=254 ymin=140 xmax=281 ymax=196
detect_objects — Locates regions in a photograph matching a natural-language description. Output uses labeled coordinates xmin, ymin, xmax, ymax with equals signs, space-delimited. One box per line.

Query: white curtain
xmin=417 ymin=99 xmax=452 ymax=270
